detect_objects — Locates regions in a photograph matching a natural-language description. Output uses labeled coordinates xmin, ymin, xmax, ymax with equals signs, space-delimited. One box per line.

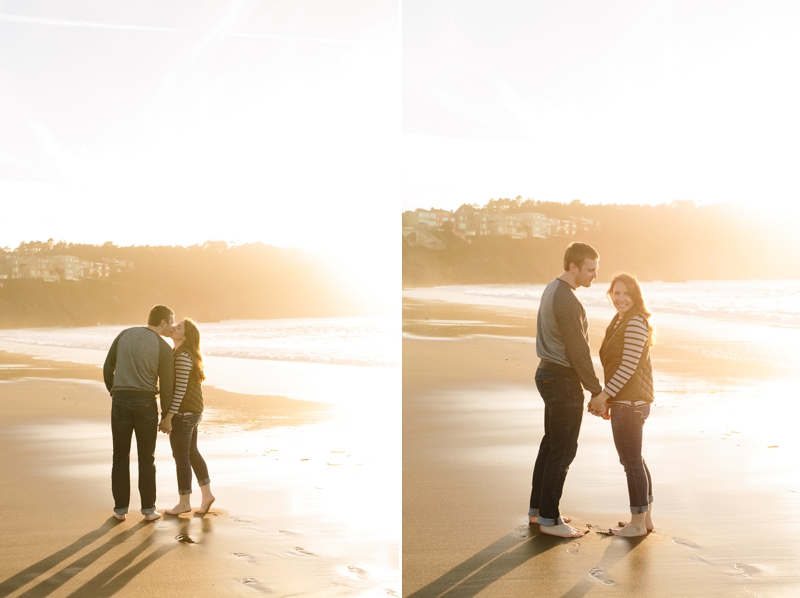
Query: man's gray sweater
xmin=104 ymin=327 xmax=175 ymax=414
xmin=536 ymin=278 xmax=602 ymax=395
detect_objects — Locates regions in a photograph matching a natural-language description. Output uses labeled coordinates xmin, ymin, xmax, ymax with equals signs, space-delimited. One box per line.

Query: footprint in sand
xmin=515 ymin=525 xmax=531 ymax=538
xmin=345 ymin=565 xmax=367 ymax=578
xmin=240 ymin=578 xmax=270 ymax=593
xmin=733 ymin=562 xmax=760 ymax=577
xmin=384 ymin=590 xmax=399 ymax=597
xmin=176 ymin=534 xmax=196 ymax=544
xmin=277 ymin=529 xmax=300 ymax=537
xmin=234 ymin=552 xmax=256 ymax=564
xmin=589 ymin=567 xmax=616 ymax=586
xmin=291 ymin=546 xmax=316 ymax=556
xmin=672 ymin=537 xmax=701 ymax=550
xmin=566 ymin=542 xmax=581 ymax=554
xmin=690 ymin=552 xmax=711 ymax=564
xmin=232 ymin=517 xmax=253 ymax=523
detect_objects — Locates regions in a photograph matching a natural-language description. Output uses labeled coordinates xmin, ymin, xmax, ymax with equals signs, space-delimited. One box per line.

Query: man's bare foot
xmin=197 ymin=495 xmax=215 ymax=514
xmin=113 ymin=513 xmax=127 ymax=521
xmin=529 ymin=515 xmax=571 ymax=524
xmin=539 ymin=523 xmax=584 ymax=538
xmin=143 ymin=511 xmax=162 ymax=521
xmin=166 ymin=503 xmax=192 ymax=515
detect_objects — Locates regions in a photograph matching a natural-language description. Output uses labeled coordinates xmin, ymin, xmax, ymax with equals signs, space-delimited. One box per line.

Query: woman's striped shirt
xmin=603 ymin=314 xmax=650 ymax=398
xmin=169 ymin=352 xmax=194 ymax=414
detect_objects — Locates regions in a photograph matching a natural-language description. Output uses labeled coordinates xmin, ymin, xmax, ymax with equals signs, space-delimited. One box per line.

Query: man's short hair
xmin=148 ymin=305 xmax=174 ymax=327
xmin=563 ymin=242 xmax=599 ymax=271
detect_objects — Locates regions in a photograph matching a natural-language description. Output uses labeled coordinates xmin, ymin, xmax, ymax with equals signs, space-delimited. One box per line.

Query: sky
xmin=0 ymin=1 xmax=399 ymax=306
xmin=402 ymin=0 xmax=800 ymax=214
xmin=3 ymin=0 xmax=798 ymax=292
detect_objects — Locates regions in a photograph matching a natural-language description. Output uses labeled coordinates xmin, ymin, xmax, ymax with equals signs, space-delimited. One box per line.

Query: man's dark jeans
xmin=111 ymin=396 xmax=159 ymax=515
xmin=529 ymin=367 xmax=585 ymax=525
xmin=168 ymin=413 xmax=210 ymax=495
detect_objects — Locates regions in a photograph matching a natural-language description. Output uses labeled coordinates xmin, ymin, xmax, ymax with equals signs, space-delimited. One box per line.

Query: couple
xmin=103 ymin=304 xmax=215 ymax=521
xmin=529 ymin=242 xmax=655 ymax=538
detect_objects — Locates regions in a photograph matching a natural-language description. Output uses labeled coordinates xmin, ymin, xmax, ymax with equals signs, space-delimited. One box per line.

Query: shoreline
xmin=0 ymin=351 xmax=399 ymax=597
xmin=403 ymin=298 xmax=800 ymax=597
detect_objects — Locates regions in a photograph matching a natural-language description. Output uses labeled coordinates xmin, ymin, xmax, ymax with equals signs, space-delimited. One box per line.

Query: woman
xmin=159 ymin=318 xmax=216 ymax=515
xmin=588 ymin=273 xmax=655 ymax=537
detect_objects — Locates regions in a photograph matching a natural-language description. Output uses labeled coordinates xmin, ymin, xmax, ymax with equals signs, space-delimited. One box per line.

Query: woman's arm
xmin=603 ymin=315 xmax=649 ymax=398
xmin=168 ymin=352 xmax=193 ymax=414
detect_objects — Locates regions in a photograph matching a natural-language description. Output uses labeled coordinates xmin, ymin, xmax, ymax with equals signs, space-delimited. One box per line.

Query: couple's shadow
xmin=407 ymin=526 xmax=646 ymax=598
xmin=0 ymin=514 xmax=209 ymax=598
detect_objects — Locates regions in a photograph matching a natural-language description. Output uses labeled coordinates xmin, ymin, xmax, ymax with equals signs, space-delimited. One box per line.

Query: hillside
xmin=0 ymin=242 xmax=369 ymax=328
xmin=403 ymin=201 xmax=796 ymax=286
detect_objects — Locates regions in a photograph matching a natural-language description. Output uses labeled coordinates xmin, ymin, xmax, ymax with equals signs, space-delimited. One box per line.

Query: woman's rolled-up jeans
xmin=168 ymin=413 xmax=210 ymax=495
xmin=609 ymin=401 xmax=653 ymax=514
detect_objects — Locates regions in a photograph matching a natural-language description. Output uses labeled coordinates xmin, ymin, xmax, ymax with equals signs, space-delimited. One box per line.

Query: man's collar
xmin=556 ymin=275 xmax=577 ymax=290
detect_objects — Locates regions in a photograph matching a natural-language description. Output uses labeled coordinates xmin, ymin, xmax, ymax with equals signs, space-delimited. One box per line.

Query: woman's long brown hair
xmin=177 ymin=318 xmax=206 ymax=382
xmin=606 ymin=272 xmax=655 ymax=345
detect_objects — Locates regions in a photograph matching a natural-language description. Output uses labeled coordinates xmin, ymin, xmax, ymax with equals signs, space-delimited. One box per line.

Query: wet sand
xmin=0 ymin=352 xmax=399 ymax=597
xmin=403 ymin=299 xmax=800 ymax=597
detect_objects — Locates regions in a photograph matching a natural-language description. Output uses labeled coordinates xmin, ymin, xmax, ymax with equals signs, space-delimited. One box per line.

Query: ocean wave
xmin=0 ymin=316 xmax=398 ymax=369
xmin=408 ymin=281 xmax=800 ymax=329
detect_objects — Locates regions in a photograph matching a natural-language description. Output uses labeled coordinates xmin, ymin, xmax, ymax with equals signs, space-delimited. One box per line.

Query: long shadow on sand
xmin=407 ymin=528 xmax=562 ymax=598
xmin=0 ymin=518 xmax=120 ymax=596
xmin=558 ymin=535 xmax=647 ymax=598
xmin=0 ymin=518 xmax=189 ymax=598
xmin=408 ymin=529 xmax=648 ymax=598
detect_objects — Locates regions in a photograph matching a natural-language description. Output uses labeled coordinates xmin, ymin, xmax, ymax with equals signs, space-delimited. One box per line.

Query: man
xmin=104 ymin=304 xmax=175 ymax=521
xmin=529 ymin=242 xmax=603 ymax=538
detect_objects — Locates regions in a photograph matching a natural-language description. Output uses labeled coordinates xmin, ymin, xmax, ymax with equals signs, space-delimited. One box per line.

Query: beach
xmin=0 ymin=317 xmax=400 ymax=597
xmin=402 ymin=288 xmax=800 ymax=598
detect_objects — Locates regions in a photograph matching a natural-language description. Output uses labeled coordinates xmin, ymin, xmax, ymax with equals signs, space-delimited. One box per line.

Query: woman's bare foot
xmin=197 ymin=495 xmax=215 ymax=514
xmin=113 ymin=513 xmax=127 ymax=521
xmin=613 ymin=512 xmax=649 ymax=536
xmin=197 ymin=485 xmax=215 ymax=514
xmin=529 ymin=515 xmax=571 ymax=524
xmin=143 ymin=511 xmax=162 ymax=521
xmin=166 ymin=501 xmax=192 ymax=515
xmin=539 ymin=523 xmax=584 ymax=538
xmin=617 ymin=506 xmax=654 ymax=532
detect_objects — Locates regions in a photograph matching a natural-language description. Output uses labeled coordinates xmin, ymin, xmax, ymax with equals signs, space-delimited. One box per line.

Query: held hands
xmin=588 ymin=391 xmax=611 ymax=419
xmin=158 ymin=413 xmax=173 ymax=435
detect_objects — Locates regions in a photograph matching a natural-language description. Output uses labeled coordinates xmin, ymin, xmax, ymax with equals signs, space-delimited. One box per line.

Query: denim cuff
xmin=648 ymin=495 xmax=654 ymax=504
xmin=528 ymin=508 xmax=538 ymax=517
xmin=114 ymin=507 xmax=129 ymax=516
xmin=198 ymin=478 xmax=211 ymax=487
xmin=141 ymin=507 xmax=156 ymax=515
xmin=630 ymin=505 xmax=649 ymax=514
xmin=537 ymin=515 xmax=565 ymax=526
xmin=178 ymin=489 xmax=192 ymax=496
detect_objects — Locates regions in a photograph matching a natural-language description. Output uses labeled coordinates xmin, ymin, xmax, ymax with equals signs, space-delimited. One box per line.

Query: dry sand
xmin=0 ymin=352 xmax=398 ymax=597
xmin=403 ymin=299 xmax=800 ymax=597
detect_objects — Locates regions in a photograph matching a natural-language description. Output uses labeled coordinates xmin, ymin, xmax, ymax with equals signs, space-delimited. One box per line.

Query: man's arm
xmin=157 ymin=340 xmax=175 ymax=416
xmin=103 ymin=333 xmax=122 ymax=394
xmin=553 ymin=288 xmax=602 ymax=396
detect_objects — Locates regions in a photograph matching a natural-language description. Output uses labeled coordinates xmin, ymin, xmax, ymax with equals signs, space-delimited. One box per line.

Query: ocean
xmin=0 ymin=316 xmax=399 ymax=406
xmin=404 ymin=279 xmax=800 ymax=376
xmin=404 ymin=279 xmax=800 ymax=329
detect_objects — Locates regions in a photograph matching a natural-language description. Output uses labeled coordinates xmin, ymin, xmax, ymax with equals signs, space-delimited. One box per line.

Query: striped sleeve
xmin=603 ymin=315 xmax=649 ymax=398
xmin=169 ymin=352 xmax=193 ymax=414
